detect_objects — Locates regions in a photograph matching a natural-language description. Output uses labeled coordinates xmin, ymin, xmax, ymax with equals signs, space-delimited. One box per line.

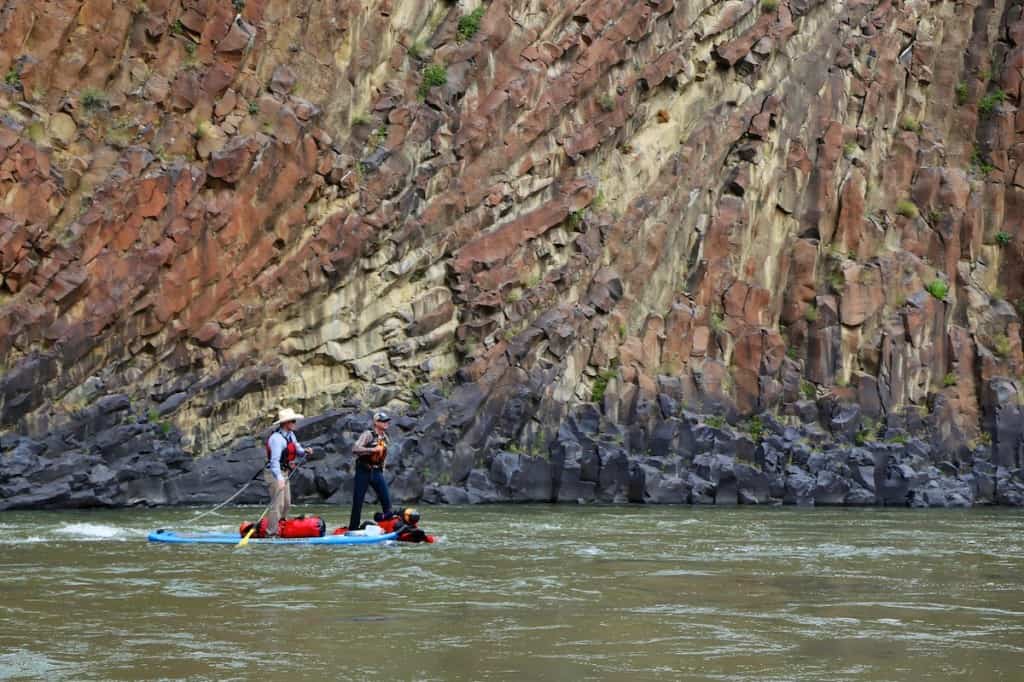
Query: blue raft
xmin=148 ymin=528 xmax=399 ymax=545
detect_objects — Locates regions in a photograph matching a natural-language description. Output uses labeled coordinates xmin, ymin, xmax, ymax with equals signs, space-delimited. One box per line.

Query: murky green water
xmin=0 ymin=505 xmax=1022 ymax=681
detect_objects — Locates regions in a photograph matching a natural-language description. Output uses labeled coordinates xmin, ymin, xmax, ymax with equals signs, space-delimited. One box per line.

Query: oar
xmin=237 ymin=502 xmax=271 ymax=547
xmin=237 ymin=469 xmax=292 ymax=547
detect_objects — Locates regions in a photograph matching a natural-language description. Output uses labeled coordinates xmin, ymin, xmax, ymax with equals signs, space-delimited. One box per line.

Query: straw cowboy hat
xmin=272 ymin=407 xmax=304 ymax=425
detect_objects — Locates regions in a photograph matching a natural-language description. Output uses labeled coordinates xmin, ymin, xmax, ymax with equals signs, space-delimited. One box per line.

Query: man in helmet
xmin=348 ymin=410 xmax=394 ymax=531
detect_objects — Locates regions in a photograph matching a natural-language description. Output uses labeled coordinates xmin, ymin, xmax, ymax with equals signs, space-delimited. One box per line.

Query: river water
xmin=0 ymin=505 xmax=1022 ymax=681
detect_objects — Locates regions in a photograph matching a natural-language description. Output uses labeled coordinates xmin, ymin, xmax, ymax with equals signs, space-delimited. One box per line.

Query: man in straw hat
xmin=264 ymin=407 xmax=313 ymax=537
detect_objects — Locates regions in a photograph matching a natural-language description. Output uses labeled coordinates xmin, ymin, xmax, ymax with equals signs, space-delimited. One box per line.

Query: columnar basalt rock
xmin=1 ymin=0 xmax=1024 ymax=507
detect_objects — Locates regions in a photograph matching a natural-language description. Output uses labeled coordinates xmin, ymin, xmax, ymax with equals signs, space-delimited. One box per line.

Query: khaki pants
xmin=263 ymin=469 xmax=291 ymax=536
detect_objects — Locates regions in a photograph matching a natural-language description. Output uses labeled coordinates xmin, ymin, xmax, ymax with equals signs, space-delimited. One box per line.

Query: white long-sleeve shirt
xmin=267 ymin=430 xmax=306 ymax=481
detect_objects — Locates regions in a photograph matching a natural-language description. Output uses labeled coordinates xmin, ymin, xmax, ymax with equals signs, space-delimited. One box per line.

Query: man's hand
xmin=306 ymin=447 xmax=314 ymax=456
xmin=276 ymin=478 xmax=288 ymax=491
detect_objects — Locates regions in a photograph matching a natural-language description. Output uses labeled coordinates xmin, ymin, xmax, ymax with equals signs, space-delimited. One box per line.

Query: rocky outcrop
xmin=2 ymin=0 xmax=1024 ymax=506
xmin=3 ymin=386 xmax=1021 ymax=510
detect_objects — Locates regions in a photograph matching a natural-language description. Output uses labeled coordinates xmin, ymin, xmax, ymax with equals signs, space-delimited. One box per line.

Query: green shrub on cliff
xmin=996 ymin=231 xmax=1012 ymax=246
xmin=979 ymin=88 xmax=1006 ymax=114
xmin=761 ymin=0 xmax=779 ymax=11
xmin=705 ymin=415 xmax=726 ymax=429
xmin=418 ymin=64 xmax=447 ymax=98
xmin=993 ymin=334 xmax=1012 ymax=357
xmin=800 ymin=380 xmax=816 ymax=400
xmin=895 ymin=200 xmax=918 ymax=218
xmin=591 ymin=368 xmax=617 ymax=403
xmin=4 ymin=69 xmax=19 ymax=86
xmin=925 ymin=279 xmax=948 ymax=300
xmin=81 ymin=88 xmax=108 ymax=111
xmin=955 ymin=82 xmax=969 ymax=106
xmin=457 ymin=6 xmax=486 ymax=42
xmin=899 ymin=115 xmax=921 ymax=133
xmin=744 ymin=416 xmax=765 ymax=442
xmin=943 ymin=372 xmax=957 ymax=387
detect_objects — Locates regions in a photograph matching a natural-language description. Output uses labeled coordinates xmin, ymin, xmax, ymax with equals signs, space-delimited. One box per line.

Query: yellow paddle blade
xmin=237 ymin=526 xmax=256 ymax=547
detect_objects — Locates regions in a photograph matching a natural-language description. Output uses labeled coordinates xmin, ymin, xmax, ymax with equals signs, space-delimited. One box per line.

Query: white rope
xmin=185 ymin=475 xmax=262 ymax=526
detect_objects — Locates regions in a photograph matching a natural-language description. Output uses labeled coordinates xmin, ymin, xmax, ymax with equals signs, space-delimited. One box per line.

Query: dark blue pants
xmin=349 ymin=465 xmax=391 ymax=530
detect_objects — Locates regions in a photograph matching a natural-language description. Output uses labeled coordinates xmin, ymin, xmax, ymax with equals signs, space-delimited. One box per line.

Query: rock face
xmin=1 ymin=0 xmax=1023 ymax=507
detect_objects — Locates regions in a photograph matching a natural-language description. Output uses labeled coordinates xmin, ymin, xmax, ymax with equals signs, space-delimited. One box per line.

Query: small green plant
xmin=618 ymin=322 xmax=627 ymax=340
xmin=996 ymin=231 xmax=1012 ymax=246
xmin=247 ymin=100 xmax=259 ymax=115
xmin=4 ymin=69 xmax=19 ymax=87
xmin=979 ymin=88 xmax=1006 ymax=114
xmin=710 ymin=313 xmax=726 ymax=333
xmin=233 ymin=0 xmax=246 ymax=11
xmin=943 ymin=372 xmax=957 ymax=387
xmin=842 ymin=141 xmax=858 ymax=158
xmin=761 ymin=0 xmax=779 ymax=11
xmin=899 ymin=115 xmax=921 ymax=133
xmin=184 ymin=41 xmax=196 ymax=58
xmin=971 ymin=147 xmax=995 ymax=175
xmin=888 ymin=433 xmax=908 ymax=445
xmin=418 ymin=63 xmax=447 ymax=98
xmin=991 ymin=285 xmax=1006 ymax=302
xmin=147 ymin=407 xmax=159 ymax=422
xmin=827 ymin=270 xmax=844 ymax=293
xmin=705 ymin=415 xmax=726 ymax=429
xmin=457 ymin=6 xmax=486 ymax=42
xmin=566 ymin=209 xmax=583 ymax=230
xmin=925 ymin=279 xmax=948 ymax=300
xmin=786 ymin=346 xmax=798 ymax=360
xmin=373 ymin=125 xmax=388 ymax=146
xmin=744 ymin=416 xmax=764 ymax=442
xmin=81 ymin=88 xmax=107 ymax=111
xmin=591 ymin=367 xmax=617 ymax=403
xmin=592 ymin=190 xmax=606 ymax=209
xmin=895 ymin=200 xmax=918 ymax=218
xmin=598 ymin=94 xmax=615 ymax=112
xmin=800 ymin=379 xmax=816 ymax=400
xmin=928 ymin=209 xmax=942 ymax=224
xmin=352 ymin=112 xmax=369 ymax=126
xmin=194 ymin=120 xmax=213 ymax=139
xmin=955 ymin=82 xmax=969 ymax=106
xmin=804 ymin=304 xmax=818 ymax=323
xmin=993 ymin=333 xmax=1012 ymax=358
xmin=408 ymin=40 xmax=427 ymax=59
xmin=507 ymin=289 xmax=522 ymax=303
xmin=159 ymin=420 xmax=172 ymax=437
xmin=172 ymin=19 xmax=185 ymax=35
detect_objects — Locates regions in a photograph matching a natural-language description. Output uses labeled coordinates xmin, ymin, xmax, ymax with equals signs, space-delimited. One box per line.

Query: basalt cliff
xmin=2 ymin=0 xmax=1024 ymax=509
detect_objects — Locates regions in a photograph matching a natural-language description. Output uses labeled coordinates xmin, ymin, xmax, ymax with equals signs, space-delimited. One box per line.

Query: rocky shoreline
xmin=3 ymin=383 xmax=1022 ymax=511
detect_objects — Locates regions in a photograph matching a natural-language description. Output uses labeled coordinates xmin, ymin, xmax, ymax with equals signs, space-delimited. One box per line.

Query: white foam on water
xmin=0 ymin=535 xmax=47 ymax=544
xmin=574 ymin=545 xmax=605 ymax=557
xmin=54 ymin=522 xmax=125 ymax=539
